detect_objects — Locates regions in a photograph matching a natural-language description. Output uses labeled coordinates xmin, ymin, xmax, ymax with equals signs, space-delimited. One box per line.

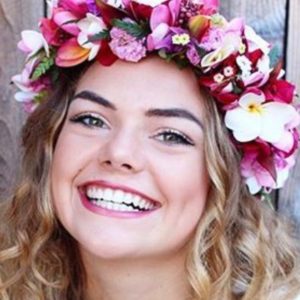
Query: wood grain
xmin=0 ymin=0 xmax=44 ymax=200
xmin=278 ymin=0 xmax=300 ymax=230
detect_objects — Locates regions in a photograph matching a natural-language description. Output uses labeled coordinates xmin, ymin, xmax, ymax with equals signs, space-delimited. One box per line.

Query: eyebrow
xmin=72 ymin=90 xmax=203 ymax=129
xmin=72 ymin=90 xmax=117 ymax=110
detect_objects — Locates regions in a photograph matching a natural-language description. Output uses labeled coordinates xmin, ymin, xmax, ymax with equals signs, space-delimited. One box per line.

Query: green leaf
xmin=88 ymin=30 xmax=110 ymax=43
xmin=268 ymin=44 xmax=281 ymax=68
xmin=31 ymin=55 xmax=55 ymax=81
xmin=111 ymin=19 xmax=149 ymax=39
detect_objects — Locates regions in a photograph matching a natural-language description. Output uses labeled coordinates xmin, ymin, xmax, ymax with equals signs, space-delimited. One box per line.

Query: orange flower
xmin=56 ymin=38 xmax=90 ymax=67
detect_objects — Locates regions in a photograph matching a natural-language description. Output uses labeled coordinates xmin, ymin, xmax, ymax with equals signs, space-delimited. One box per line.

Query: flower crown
xmin=12 ymin=0 xmax=300 ymax=197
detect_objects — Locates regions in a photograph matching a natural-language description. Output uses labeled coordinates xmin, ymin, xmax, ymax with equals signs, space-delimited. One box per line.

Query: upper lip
xmin=79 ymin=180 xmax=161 ymax=206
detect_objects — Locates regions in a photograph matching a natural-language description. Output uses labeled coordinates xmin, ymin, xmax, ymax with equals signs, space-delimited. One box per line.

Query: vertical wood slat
xmin=278 ymin=0 xmax=300 ymax=230
xmin=0 ymin=1 xmax=44 ymax=200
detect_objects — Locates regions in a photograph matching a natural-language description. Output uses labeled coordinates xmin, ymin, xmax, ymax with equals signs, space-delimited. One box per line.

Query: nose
xmin=98 ymin=128 xmax=145 ymax=174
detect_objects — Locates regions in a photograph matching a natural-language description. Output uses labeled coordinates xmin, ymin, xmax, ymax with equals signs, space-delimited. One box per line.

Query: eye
xmin=154 ymin=129 xmax=194 ymax=146
xmin=69 ymin=113 xmax=108 ymax=129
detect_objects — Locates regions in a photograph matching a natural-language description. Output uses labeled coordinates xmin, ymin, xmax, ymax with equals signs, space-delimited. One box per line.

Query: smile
xmin=85 ymin=186 xmax=156 ymax=212
xmin=78 ymin=181 xmax=160 ymax=217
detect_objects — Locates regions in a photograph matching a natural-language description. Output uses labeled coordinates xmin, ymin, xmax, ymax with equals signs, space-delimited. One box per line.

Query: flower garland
xmin=12 ymin=0 xmax=300 ymax=197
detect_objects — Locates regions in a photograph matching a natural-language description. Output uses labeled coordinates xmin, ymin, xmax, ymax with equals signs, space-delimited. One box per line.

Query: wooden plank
xmin=278 ymin=0 xmax=300 ymax=230
xmin=0 ymin=0 xmax=44 ymax=200
xmin=220 ymin=0 xmax=287 ymax=57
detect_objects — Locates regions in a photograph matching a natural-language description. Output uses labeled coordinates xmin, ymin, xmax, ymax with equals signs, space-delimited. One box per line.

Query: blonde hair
xmin=1 ymin=63 xmax=300 ymax=299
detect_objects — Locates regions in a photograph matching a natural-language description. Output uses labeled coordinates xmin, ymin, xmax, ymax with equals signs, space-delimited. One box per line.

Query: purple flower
xmin=109 ymin=27 xmax=147 ymax=62
xmin=186 ymin=44 xmax=200 ymax=65
xmin=86 ymin=0 xmax=101 ymax=15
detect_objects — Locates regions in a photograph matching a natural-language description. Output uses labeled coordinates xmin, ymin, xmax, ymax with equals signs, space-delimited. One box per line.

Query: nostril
xmin=122 ymin=163 xmax=132 ymax=170
xmin=103 ymin=160 xmax=133 ymax=170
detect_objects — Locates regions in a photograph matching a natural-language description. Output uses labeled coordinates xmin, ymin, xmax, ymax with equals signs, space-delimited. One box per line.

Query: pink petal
xmin=59 ymin=0 xmax=88 ymax=18
xmin=203 ymin=0 xmax=219 ymax=9
xmin=150 ymin=4 xmax=170 ymax=30
xmin=18 ymin=40 xmax=31 ymax=53
xmin=53 ymin=8 xmax=80 ymax=36
xmin=168 ymin=0 xmax=181 ymax=24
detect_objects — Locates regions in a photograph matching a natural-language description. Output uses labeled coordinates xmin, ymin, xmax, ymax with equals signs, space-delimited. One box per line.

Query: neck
xmin=81 ymin=250 xmax=192 ymax=300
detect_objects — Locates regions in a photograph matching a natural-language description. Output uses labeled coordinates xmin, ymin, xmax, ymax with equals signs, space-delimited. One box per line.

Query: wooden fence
xmin=0 ymin=0 xmax=299 ymax=230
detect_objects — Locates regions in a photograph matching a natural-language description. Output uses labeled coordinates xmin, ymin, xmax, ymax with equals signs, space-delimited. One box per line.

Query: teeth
xmin=103 ymin=188 xmax=113 ymax=200
xmin=113 ymin=190 xmax=125 ymax=203
xmin=85 ymin=186 xmax=156 ymax=212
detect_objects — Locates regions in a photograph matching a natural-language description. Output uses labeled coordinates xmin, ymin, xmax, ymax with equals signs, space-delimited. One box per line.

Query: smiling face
xmin=51 ymin=56 xmax=209 ymax=260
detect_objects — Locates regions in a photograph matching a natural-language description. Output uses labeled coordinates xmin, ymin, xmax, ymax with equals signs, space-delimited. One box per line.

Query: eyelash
xmin=70 ymin=113 xmax=108 ymax=129
xmin=69 ymin=114 xmax=194 ymax=146
xmin=154 ymin=129 xmax=194 ymax=146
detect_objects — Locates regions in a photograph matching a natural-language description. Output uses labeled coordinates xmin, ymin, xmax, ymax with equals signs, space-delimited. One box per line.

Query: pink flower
xmin=241 ymin=152 xmax=296 ymax=194
xmin=186 ymin=44 xmax=201 ymax=65
xmin=147 ymin=0 xmax=181 ymax=50
xmin=109 ymin=27 xmax=146 ymax=62
xmin=11 ymin=58 xmax=50 ymax=112
xmin=59 ymin=0 xmax=88 ymax=18
xmin=52 ymin=7 xmax=80 ymax=36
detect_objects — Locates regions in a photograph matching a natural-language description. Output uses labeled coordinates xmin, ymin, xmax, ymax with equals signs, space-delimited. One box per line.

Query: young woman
xmin=1 ymin=0 xmax=300 ymax=299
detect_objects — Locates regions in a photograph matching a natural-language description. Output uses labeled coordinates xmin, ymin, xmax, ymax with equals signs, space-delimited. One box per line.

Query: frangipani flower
xmin=245 ymin=25 xmax=270 ymax=54
xmin=77 ymin=13 xmax=107 ymax=60
xmin=225 ymin=92 xmax=298 ymax=143
xmin=18 ymin=30 xmax=50 ymax=58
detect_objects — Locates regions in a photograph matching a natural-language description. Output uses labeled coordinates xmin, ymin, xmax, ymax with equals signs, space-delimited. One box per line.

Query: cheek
xmin=151 ymin=148 xmax=209 ymax=234
xmin=51 ymin=130 xmax=91 ymax=213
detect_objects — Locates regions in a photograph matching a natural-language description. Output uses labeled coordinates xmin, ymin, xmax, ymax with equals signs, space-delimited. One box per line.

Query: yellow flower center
xmin=247 ymin=102 xmax=263 ymax=114
xmin=239 ymin=43 xmax=246 ymax=54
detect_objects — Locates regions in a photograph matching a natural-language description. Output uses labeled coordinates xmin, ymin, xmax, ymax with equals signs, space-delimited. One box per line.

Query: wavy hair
xmin=1 ymin=61 xmax=300 ymax=300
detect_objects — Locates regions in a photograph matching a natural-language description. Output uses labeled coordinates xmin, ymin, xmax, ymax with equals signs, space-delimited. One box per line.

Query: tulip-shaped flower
xmin=225 ymin=92 xmax=299 ymax=143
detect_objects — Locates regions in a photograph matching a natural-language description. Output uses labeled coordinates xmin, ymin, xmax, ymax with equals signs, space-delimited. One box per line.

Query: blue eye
xmin=155 ymin=130 xmax=194 ymax=146
xmin=70 ymin=114 xmax=107 ymax=129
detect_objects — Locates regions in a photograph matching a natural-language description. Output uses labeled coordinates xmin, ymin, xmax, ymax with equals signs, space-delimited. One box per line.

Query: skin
xmin=51 ymin=56 xmax=209 ymax=300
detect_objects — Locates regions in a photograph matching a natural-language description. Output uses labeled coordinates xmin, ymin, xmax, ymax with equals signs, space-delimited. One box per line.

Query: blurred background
xmin=0 ymin=0 xmax=299 ymax=231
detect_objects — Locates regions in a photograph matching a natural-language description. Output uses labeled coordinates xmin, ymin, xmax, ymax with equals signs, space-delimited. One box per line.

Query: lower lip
xmin=79 ymin=190 xmax=157 ymax=219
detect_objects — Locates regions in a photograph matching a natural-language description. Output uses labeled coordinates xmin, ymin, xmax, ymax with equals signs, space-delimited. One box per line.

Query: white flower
xmin=224 ymin=92 xmax=298 ymax=143
xmin=133 ymin=0 xmax=167 ymax=7
xmin=172 ymin=33 xmax=190 ymax=46
xmin=245 ymin=25 xmax=270 ymax=54
xmin=11 ymin=59 xmax=39 ymax=103
xmin=236 ymin=55 xmax=252 ymax=79
xmin=213 ymin=73 xmax=224 ymax=83
xmin=106 ymin=0 xmax=124 ymax=8
xmin=224 ymin=66 xmax=234 ymax=77
xmin=77 ymin=13 xmax=107 ymax=61
xmin=18 ymin=30 xmax=49 ymax=58
xmin=201 ymin=33 xmax=241 ymax=70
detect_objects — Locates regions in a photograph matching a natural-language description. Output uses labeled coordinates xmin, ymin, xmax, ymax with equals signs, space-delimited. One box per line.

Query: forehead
xmin=75 ymin=57 xmax=206 ymax=117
